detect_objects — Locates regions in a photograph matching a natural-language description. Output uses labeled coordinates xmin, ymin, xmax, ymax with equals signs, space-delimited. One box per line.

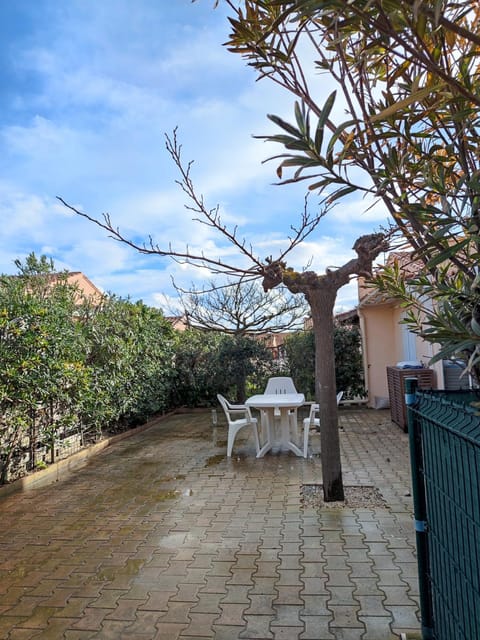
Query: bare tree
xmin=171 ymin=278 xmax=308 ymax=336
xmin=169 ymin=277 xmax=309 ymax=402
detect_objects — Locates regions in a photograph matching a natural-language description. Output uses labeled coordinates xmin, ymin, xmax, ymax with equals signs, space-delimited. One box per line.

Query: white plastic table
xmin=245 ymin=393 xmax=305 ymax=457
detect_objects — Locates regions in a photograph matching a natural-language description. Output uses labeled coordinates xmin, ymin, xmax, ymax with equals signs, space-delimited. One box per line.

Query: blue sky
xmin=0 ymin=0 xmax=390 ymax=313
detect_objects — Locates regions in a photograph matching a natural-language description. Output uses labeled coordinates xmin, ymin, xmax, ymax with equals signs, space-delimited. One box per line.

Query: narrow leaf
xmin=370 ymin=86 xmax=442 ymax=122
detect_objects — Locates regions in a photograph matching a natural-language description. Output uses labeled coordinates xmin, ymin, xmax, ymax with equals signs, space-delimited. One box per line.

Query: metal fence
xmin=406 ymin=381 xmax=480 ymax=640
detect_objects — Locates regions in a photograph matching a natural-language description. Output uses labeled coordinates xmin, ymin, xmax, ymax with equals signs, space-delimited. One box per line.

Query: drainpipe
xmin=405 ymin=377 xmax=434 ymax=639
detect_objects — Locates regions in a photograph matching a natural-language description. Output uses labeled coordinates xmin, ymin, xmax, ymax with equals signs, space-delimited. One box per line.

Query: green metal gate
xmin=406 ymin=381 xmax=480 ymax=640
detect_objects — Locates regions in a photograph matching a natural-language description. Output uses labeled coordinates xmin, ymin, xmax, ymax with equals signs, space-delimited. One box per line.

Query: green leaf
xmin=326 ymin=185 xmax=357 ymax=203
xmin=294 ymin=101 xmax=308 ymax=136
xmin=370 ymin=85 xmax=443 ymax=122
xmin=425 ymin=237 xmax=470 ymax=269
xmin=318 ymin=91 xmax=336 ymax=130
xmin=267 ymin=114 xmax=302 ymax=138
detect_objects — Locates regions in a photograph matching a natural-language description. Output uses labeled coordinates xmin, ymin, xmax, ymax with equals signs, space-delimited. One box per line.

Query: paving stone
xmin=374 ymin=570 xmax=405 ymax=587
xmin=208 ymin=562 xmax=233 ymax=577
xmin=64 ymin=628 xmax=98 ymax=638
xmin=326 ymin=586 xmax=357 ymax=607
xmin=249 ymin=577 xmax=277 ymax=595
xmin=360 ymin=616 xmax=396 ymax=639
xmin=138 ymin=590 xmax=175 ymax=611
xmin=272 ymin=627 xmax=303 ymax=639
xmin=226 ymin=569 xmax=255 ymax=586
xmin=220 ymin=585 xmax=251 ymax=604
xmin=89 ymin=589 xmax=127 ymax=609
xmin=325 ymin=570 xmax=354 ymax=587
xmin=71 ymin=607 xmax=111 ymax=631
xmin=356 ymin=595 xmax=388 ymax=616
xmin=271 ymin=604 xmax=303 ymax=627
xmin=153 ymin=621 xmax=188 ymax=639
xmin=328 ymin=605 xmax=363 ymax=628
xmin=301 ymin=578 xmax=329 ymax=595
xmin=215 ymin=602 xmax=247 ymax=626
xmin=385 ymin=605 xmax=421 ymax=629
xmin=277 ymin=555 xmax=302 ymax=570
xmin=381 ymin=586 xmax=418 ymax=606
xmin=238 ymin=614 xmax=274 ymax=639
xmin=181 ymin=612 xmax=218 ymax=637
xmin=245 ymin=593 xmax=276 ymax=615
xmin=275 ymin=569 xmax=302 ymax=586
xmin=190 ymin=593 xmax=223 ymax=614
xmin=299 ymin=615 xmax=334 ymax=639
xmin=156 ymin=602 xmax=191 ymax=625
xmin=274 ymin=586 xmax=303 ymax=605
xmin=300 ymin=594 xmax=329 ymax=616
xmin=213 ymin=626 xmax=250 ymax=640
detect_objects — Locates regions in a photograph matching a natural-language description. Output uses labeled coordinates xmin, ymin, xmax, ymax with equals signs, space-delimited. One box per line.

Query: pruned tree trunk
xmin=309 ymin=287 xmax=344 ymax=501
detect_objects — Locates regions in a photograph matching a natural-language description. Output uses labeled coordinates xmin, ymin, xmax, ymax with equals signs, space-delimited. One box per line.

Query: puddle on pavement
xmin=204 ymin=454 xmax=225 ymax=467
xmin=96 ymin=558 xmax=144 ymax=582
xmin=156 ymin=489 xmax=181 ymax=501
xmin=9 ymin=565 xmax=27 ymax=578
xmin=204 ymin=452 xmax=250 ymax=467
xmin=159 ymin=474 xmax=186 ymax=482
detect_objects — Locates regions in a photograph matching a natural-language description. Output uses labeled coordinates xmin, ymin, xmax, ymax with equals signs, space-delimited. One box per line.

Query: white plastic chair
xmin=264 ymin=377 xmax=299 ymax=439
xmin=217 ymin=394 xmax=261 ymax=457
xmin=264 ymin=377 xmax=297 ymax=394
xmin=303 ymin=391 xmax=344 ymax=458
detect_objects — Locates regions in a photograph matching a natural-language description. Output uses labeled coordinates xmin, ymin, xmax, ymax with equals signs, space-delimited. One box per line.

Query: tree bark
xmin=309 ymin=287 xmax=344 ymax=501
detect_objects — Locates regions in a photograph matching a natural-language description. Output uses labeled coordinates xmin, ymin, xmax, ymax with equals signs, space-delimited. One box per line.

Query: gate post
xmin=405 ymin=377 xmax=434 ymax=639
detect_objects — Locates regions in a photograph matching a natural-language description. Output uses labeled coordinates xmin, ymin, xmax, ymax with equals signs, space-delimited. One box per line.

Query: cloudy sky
xmin=0 ymin=0 xmax=390 ymax=313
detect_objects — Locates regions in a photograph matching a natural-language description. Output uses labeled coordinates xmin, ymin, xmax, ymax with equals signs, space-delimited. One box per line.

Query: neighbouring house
xmin=7 ymin=270 xmax=104 ymax=306
xmin=259 ymin=331 xmax=296 ymax=364
xmin=63 ymin=271 xmax=104 ymax=304
xmin=357 ymin=252 xmax=472 ymax=409
xmin=165 ymin=314 xmax=190 ymax=331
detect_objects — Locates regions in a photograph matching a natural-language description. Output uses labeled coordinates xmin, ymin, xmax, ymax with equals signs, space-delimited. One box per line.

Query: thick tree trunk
xmin=309 ymin=289 xmax=345 ymax=502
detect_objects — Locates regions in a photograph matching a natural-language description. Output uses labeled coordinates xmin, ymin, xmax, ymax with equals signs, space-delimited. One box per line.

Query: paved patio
xmin=0 ymin=407 xmax=421 ymax=639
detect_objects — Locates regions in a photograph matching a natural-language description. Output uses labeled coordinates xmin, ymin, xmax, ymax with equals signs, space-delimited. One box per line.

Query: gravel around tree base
xmin=301 ymin=484 xmax=387 ymax=509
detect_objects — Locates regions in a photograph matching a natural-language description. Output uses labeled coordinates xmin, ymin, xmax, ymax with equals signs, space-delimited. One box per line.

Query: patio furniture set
xmin=217 ymin=377 xmax=343 ymax=459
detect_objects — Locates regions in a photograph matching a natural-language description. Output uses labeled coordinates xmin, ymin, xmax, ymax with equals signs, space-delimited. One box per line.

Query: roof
xmin=358 ymin=251 xmax=423 ymax=308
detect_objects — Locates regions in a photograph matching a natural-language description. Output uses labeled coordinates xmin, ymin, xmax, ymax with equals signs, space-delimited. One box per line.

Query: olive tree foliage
xmin=224 ymin=0 xmax=480 ymax=379
xmin=171 ymin=277 xmax=307 ymax=400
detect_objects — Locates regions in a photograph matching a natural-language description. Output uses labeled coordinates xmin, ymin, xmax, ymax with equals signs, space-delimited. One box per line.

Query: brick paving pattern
xmin=0 ymin=408 xmax=421 ymax=639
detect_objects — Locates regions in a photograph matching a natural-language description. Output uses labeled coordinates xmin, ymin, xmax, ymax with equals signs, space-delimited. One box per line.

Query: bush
xmin=283 ymin=324 xmax=365 ymax=399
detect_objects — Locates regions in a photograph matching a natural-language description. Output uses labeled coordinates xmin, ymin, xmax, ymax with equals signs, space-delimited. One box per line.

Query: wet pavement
xmin=0 ymin=407 xmax=421 ymax=639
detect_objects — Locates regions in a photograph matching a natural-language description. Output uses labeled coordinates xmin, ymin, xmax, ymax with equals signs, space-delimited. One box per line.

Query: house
xmin=4 ymin=270 xmax=104 ymax=306
xmin=165 ymin=314 xmax=190 ymax=331
xmin=63 ymin=272 xmax=103 ymax=304
xmin=357 ymin=252 xmax=444 ymax=409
